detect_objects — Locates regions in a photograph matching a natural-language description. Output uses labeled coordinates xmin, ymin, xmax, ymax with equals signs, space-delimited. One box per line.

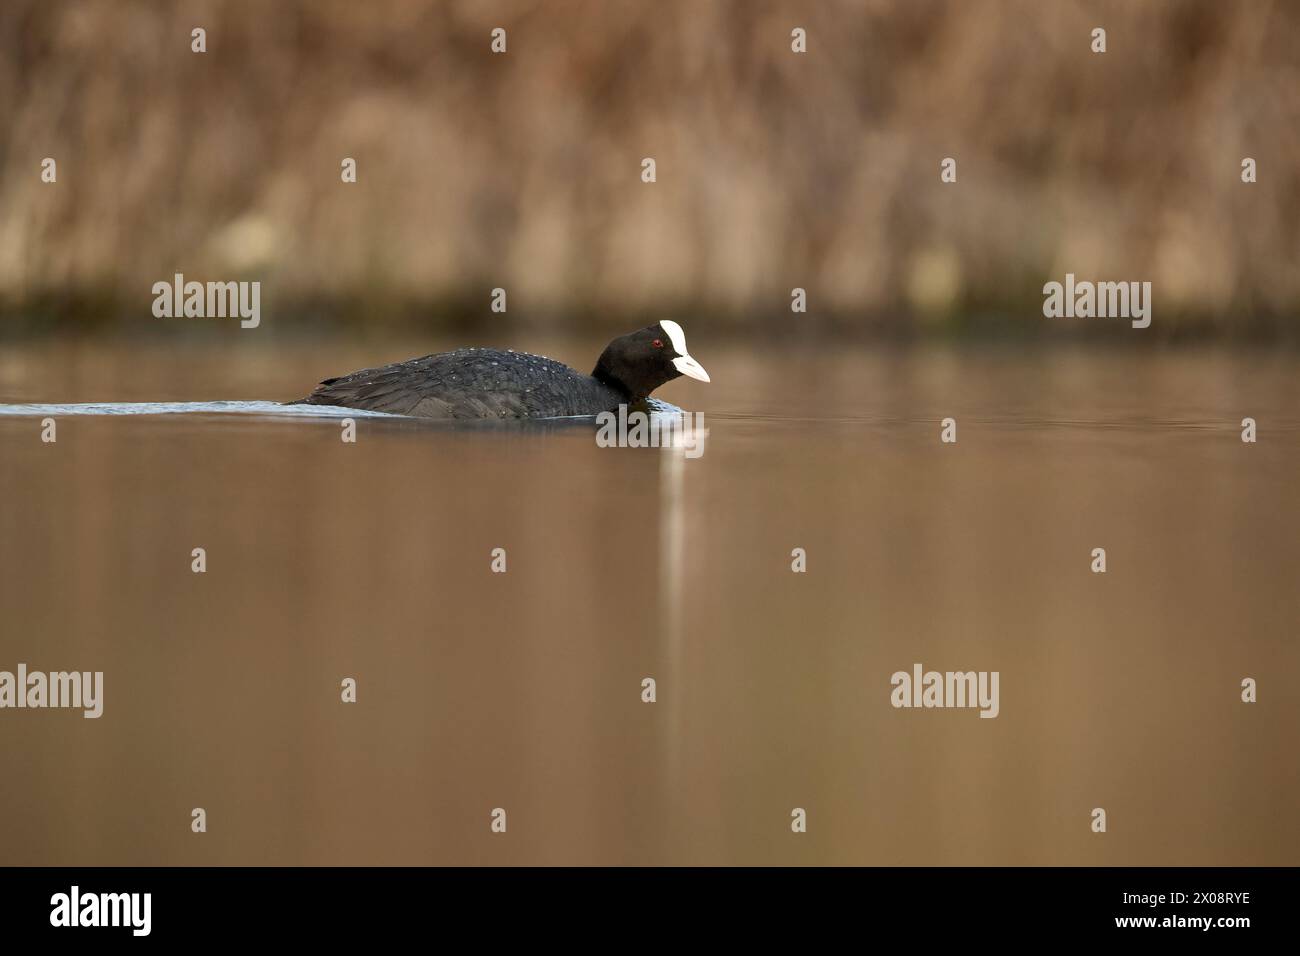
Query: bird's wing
xmin=298 ymin=349 xmax=594 ymax=419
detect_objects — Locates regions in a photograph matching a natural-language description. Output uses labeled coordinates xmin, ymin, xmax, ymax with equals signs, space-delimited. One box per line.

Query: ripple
xmin=0 ymin=401 xmax=401 ymax=418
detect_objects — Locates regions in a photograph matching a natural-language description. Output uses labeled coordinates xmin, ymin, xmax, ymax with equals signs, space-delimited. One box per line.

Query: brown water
xmin=1 ymin=339 xmax=1297 ymax=865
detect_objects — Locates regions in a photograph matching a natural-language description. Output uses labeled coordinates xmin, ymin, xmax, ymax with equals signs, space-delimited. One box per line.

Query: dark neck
xmin=591 ymin=360 xmax=638 ymax=402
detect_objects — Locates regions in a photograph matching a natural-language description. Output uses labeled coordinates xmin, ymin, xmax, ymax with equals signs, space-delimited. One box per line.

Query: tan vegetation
xmin=1 ymin=0 xmax=1296 ymax=336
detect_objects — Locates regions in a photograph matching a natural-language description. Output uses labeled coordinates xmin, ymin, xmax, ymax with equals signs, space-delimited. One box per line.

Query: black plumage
xmin=289 ymin=322 xmax=709 ymax=420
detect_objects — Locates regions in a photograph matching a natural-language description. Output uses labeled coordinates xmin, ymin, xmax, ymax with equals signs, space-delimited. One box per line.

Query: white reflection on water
xmin=659 ymin=444 xmax=687 ymax=795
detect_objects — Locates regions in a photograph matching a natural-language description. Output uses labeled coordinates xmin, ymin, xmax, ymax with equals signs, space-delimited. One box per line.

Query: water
xmin=1 ymin=338 xmax=1297 ymax=865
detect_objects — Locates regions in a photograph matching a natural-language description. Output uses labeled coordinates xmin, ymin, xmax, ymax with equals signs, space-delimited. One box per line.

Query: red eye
xmin=652 ymin=339 xmax=664 ymax=349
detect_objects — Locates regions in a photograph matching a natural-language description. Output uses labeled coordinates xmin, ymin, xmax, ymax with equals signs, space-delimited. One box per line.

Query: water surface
xmin=1 ymin=339 xmax=1296 ymax=865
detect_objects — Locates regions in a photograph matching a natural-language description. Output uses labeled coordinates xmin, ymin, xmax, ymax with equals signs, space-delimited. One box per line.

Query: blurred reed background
xmin=0 ymin=0 xmax=1297 ymax=339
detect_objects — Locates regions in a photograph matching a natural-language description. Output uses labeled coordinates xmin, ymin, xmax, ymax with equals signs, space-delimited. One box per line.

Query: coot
xmin=289 ymin=320 xmax=709 ymax=419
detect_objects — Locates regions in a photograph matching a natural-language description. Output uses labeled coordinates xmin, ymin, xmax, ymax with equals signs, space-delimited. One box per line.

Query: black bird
xmin=289 ymin=320 xmax=710 ymax=419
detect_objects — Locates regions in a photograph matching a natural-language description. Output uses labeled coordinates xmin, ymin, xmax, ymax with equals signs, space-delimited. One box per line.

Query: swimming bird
xmin=289 ymin=320 xmax=709 ymax=419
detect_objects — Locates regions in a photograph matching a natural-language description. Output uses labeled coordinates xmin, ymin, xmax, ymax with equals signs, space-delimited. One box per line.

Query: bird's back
xmin=293 ymin=347 xmax=623 ymax=419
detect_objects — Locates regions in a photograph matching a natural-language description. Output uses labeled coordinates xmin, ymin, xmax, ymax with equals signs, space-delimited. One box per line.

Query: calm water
xmin=1 ymin=338 xmax=1297 ymax=865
